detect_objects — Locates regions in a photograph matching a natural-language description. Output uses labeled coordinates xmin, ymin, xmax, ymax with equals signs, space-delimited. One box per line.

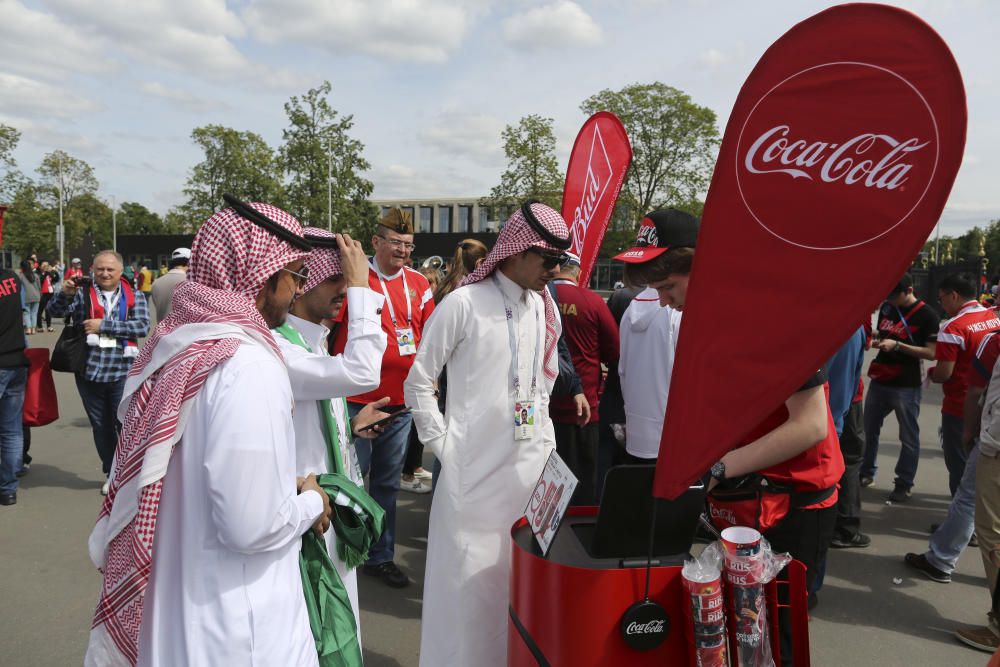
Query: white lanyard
xmin=375 ymin=264 xmax=412 ymax=327
xmin=494 ymin=274 xmax=540 ymax=400
xmin=101 ymin=289 xmax=120 ymax=320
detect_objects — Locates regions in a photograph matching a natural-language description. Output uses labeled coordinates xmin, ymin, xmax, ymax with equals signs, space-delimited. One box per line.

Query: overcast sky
xmin=1 ymin=0 xmax=996 ymax=235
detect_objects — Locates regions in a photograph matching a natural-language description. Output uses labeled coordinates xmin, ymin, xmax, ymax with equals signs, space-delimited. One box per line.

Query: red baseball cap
xmin=612 ymin=208 xmax=700 ymax=263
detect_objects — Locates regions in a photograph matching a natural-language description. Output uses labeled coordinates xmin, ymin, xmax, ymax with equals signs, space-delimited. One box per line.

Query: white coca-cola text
xmin=744 ymin=124 xmax=928 ymax=190
xmin=625 ymin=620 xmax=666 ymax=635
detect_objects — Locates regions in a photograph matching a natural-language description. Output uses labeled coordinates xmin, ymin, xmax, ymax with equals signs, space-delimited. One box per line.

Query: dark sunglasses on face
xmin=527 ymin=247 xmax=568 ymax=269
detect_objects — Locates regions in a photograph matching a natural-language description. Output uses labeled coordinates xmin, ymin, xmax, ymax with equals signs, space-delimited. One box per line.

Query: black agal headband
xmin=303 ymin=233 xmax=339 ymax=249
xmin=223 ymin=193 xmax=313 ymax=251
xmin=521 ymin=199 xmax=571 ymax=250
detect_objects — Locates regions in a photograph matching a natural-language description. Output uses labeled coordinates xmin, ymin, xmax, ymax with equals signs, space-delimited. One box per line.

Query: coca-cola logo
xmin=735 ymin=62 xmax=940 ymax=250
xmin=569 ymin=125 xmax=614 ymax=256
xmin=626 ymin=620 xmax=665 ymax=635
xmin=620 ymin=600 xmax=670 ymax=652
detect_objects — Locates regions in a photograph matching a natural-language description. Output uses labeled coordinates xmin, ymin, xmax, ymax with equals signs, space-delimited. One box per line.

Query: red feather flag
xmin=561 ymin=112 xmax=632 ymax=286
xmin=654 ymin=4 xmax=967 ymax=499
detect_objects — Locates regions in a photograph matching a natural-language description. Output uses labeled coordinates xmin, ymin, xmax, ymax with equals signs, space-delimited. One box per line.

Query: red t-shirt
xmin=549 ymin=280 xmax=620 ymax=424
xmin=936 ymin=302 xmax=1000 ymax=416
xmin=332 ymin=263 xmax=434 ymax=406
xmin=738 ymin=372 xmax=844 ymax=509
xmin=967 ymin=331 xmax=1000 ymax=390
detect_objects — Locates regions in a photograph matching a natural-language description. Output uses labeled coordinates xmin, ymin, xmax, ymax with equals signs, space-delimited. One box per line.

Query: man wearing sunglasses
xmin=404 ymin=201 xmax=570 ymax=666
xmin=331 ymin=207 xmax=435 ymax=589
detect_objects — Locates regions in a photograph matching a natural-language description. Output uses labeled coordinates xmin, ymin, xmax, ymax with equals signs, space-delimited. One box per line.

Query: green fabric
xmin=276 ymin=323 xmax=387 ymax=667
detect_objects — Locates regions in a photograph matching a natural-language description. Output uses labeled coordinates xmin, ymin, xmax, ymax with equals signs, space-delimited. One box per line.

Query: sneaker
xmin=860 ymin=476 xmax=874 ymax=487
xmin=904 ymin=552 xmax=952 ymax=583
xmin=888 ymin=484 xmax=911 ymax=503
xmin=830 ymin=532 xmax=871 ymax=549
xmin=15 ymin=463 xmax=30 ymax=477
xmin=0 ymin=493 xmax=16 ymax=506
xmin=101 ymin=480 xmax=110 ymax=496
xmin=955 ymin=625 xmax=1000 ymax=653
xmin=361 ymin=561 xmax=410 ymax=588
xmin=400 ymin=476 xmax=432 ymax=494
xmin=413 ymin=467 xmax=434 ymax=482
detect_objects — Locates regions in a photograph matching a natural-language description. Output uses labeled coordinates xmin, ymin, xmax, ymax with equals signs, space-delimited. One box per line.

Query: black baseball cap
xmin=612 ymin=208 xmax=699 ymax=263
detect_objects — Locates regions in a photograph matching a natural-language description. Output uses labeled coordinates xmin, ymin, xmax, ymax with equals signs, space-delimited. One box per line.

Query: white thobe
xmin=404 ymin=271 xmax=558 ymax=667
xmin=274 ymin=288 xmax=387 ymax=632
xmin=137 ymin=341 xmax=324 ymax=667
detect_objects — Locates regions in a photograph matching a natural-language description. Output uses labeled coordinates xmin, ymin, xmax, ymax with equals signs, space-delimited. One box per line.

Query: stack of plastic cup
xmin=721 ymin=527 xmax=772 ymax=667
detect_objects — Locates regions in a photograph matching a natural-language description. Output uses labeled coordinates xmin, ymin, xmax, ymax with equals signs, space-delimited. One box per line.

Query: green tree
xmin=483 ymin=114 xmax=563 ymax=214
xmin=181 ymin=125 xmax=284 ymax=224
xmin=35 ymin=150 xmax=99 ymax=209
xmin=0 ymin=124 xmax=25 ymax=203
xmin=279 ymin=81 xmax=377 ymax=242
xmin=2 ymin=184 xmax=58 ymax=257
xmin=66 ymin=193 xmax=113 ymax=250
xmin=581 ymin=82 xmax=719 ymax=244
xmin=117 ymin=201 xmax=167 ymax=235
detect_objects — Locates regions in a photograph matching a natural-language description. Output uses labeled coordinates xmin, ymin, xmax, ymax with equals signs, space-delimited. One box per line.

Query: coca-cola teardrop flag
xmin=561 ymin=112 xmax=632 ymax=286
xmin=654 ymin=3 xmax=967 ymax=499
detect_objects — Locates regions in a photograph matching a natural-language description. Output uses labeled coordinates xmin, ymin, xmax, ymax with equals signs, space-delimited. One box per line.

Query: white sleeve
xmin=404 ymin=293 xmax=467 ymax=458
xmin=204 ymin=358 xmax=323 ymax=554
xmin=281 ymin=287 xmax=387 ymax=401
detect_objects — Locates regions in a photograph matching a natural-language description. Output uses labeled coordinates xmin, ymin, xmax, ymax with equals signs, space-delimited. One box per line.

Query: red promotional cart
xmin=508 ymin=507 xmax=811 ymax=666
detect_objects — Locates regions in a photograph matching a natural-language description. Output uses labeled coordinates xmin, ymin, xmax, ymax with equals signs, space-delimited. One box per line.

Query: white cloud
xmin=371 ymin=163 xmax=486 ymax=199
xmin=0 ymin=74 xmax=102 ymax=120
xmin=139 ymin=82 xmax=232 ymax=114
xmin=699 ymin=48 xmax=728 ymax=67
xmin=244 ymin=0 xmax=472 ymax=64
xmin=41 ymin=0 xmax=302 ymax=89
xmin=502 ymin=1 xmax=603 ymax=51
xmin=2 ymin=116 xmax=105 ymax=157
xmin=418 ymin=112 xmax=505 ymax=164
xmin=0 ymin=0 xmax=114 ymax=80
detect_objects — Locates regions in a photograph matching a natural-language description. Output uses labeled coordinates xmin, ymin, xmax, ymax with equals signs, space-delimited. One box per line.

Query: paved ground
xmin=0 ymin=331 xmax=991 ymax=666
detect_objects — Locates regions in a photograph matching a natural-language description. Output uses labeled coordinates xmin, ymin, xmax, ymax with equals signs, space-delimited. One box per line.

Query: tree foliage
xmin=35 ymin=150 xmax=99 ymax=208
xmin=280 ymin=81 xmax=377 ymax=242
xmin=180 ymin=125 xmax=284 ymax=224
xmin=484 ymin=114 xmax=563 ymax=213
xmin=581 ymin=82 xmax=719 ymax=235
xmin=117 ymin=201 xmax=173 ymax=235
xmin=0 ymin=124 xmax=23 ymax=203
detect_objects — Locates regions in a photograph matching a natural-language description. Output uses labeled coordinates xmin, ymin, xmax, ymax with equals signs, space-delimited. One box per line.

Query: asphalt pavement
xmin=0 ymin=331 xmax=990 ymax=666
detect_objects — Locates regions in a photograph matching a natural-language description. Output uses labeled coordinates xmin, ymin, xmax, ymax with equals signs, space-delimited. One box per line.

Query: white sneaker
xmin=400 ymin=476 xmax=431 ymax=494
xmin=413 ymin=468 xmax=434 ymax=481
xmin=101 ymin=480 xmax=110 ymax=496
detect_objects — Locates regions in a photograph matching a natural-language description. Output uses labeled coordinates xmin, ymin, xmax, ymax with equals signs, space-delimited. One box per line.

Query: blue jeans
xmin=349 ymin=402 xmax=413 ymax=565
xmin=0 ymin=367 xmax=27 ymax=495
xmin=940 ymin=412 xmax=968 ymax=496
xmin=22 ymin=302 xmax=39 ymax=329
xmin=862 ymin=382 xmax=921 ymax=489
xmin=75 ymin=375 xmax=125 ymax=475
xmin=926 ymin=442 xmax=979 ymax=574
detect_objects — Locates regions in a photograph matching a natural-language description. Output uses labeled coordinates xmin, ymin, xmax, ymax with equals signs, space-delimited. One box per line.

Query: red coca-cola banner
xmin=655 ymin=4 xmax=967 ymax=499
xmin=561 ymin=112 xmax=632 ymax=286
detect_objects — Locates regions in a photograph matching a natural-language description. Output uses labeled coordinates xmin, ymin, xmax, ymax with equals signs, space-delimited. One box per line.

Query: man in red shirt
xmin=548 ymin=253 xmax=619 ymax=505
xmin=931 ymin=273 xmax=1000 ymax=495
xmin=331 ymin=207 xmax=434 ymax=588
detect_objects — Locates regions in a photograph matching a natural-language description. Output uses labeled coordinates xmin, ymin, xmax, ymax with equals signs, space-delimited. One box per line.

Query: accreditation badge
xmin=514 ymin=400 xmax=535 ymax=440
xmin=395 ymin=327 xmax=417 ymax=356
xmin=98 ymin=334 xmax=117 ymax=348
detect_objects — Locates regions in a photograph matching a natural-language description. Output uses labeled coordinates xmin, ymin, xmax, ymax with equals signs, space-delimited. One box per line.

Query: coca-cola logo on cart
xmin=620 ymin=600 xmax=670 ymax=652
xmin=735 ymin=62 xmax=940 ymax=250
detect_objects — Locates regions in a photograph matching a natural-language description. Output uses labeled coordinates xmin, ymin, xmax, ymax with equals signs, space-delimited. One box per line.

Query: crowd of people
xmin=1 ymin=198 xmax=999 ymax=664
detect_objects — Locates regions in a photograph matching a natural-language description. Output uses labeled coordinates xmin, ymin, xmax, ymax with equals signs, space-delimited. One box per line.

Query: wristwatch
xmin=894 ymin=340 xmax=902 ymax=352
xmin=710 ymin=461 xmax=726 ymax=482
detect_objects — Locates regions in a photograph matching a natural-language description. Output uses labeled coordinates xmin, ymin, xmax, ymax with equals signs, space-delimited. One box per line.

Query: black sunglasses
xmin=527 ymin=247 xmax=569 ymax=269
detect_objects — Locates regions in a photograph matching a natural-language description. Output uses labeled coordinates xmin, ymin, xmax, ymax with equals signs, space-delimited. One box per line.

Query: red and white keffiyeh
xmin=301 ymin=226 xmax=343 ymax=293
xmin=86 ymin=203 xmax=310 ymax=667
xmin=460 ymin=202 xmax=570 ymax=381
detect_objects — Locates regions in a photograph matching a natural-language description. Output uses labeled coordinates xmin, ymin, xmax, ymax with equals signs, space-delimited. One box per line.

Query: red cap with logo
xmin=612 ymin=208 xmax=700 ymax=263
